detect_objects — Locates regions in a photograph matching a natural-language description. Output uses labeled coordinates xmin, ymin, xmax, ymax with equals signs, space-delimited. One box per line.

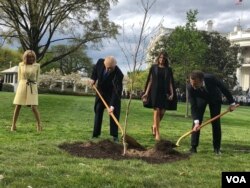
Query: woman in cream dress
xmin=11 ymin=50 xmax=42 ymax=131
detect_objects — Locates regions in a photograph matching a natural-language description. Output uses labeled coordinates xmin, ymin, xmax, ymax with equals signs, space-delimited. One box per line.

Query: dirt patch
xmin=59 ymin=139 xmax=189 ymax=164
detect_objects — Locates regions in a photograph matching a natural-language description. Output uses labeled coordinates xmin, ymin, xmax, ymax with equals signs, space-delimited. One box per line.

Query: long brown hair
xmin=155 ymin=51 xmax=169 ymax=67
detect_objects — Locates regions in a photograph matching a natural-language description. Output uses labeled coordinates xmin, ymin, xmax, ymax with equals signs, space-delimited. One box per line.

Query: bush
xmin=2 ymin=84 xmax=14 ymax=92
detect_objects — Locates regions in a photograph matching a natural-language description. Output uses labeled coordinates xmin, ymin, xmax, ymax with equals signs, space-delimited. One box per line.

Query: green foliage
xmin=1 ymin=83 xmax=14 ymax=92
xmin=0 ymin=48 xmax=22 ymax=71
xmin=127 ymin=70 xmax=149 ymax=92
xmin=199 ymin=31 xmax=240 ymax=88
xmin=0 ymin=92 xmax=249 ymax=187
xmin=41 ymin=45 xmax=93 ymax=76
xmin=166 ymin=10 xmax=207 ymax=76
xmin=185 ymin=9 xmax=198 ymax=29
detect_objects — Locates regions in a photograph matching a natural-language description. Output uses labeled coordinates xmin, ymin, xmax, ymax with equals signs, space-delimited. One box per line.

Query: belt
xmin=26 ymin=79 xmax=36 ymax=94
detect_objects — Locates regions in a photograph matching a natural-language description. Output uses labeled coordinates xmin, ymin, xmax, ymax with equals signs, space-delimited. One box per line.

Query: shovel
xmin=175 ymin=104 xmax=239 ymax=147
xmin=92 ymin=85 xmax=145 ymax=150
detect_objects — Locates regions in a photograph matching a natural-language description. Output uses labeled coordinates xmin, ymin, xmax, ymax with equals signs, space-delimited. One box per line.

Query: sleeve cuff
xmin=194 ymin=120 xmax=199 ymax=124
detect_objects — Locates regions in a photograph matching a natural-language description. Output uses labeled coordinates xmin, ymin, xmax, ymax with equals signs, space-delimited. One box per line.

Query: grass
xmin=0 ymin=92 xmax=249 ymax=188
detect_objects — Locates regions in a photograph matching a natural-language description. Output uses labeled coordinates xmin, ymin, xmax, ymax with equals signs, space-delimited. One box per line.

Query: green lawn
xmin=0 ymin=92 xmax=249 ymax=188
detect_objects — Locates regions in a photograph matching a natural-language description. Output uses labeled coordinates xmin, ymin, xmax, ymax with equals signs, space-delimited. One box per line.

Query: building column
xmin=61 ymin=81 xmax=65 ymax=91
xmin=13 ymin=74 xmax=16 ymax=84
xmin=236 ymin=51 xmax=242 ymax=86
xmin=236 ymin=67 xmax=241 ymax=86
xmin=84 ymin=86 xmax=88 ymax=93
xmin=13 ymin=73 xmax=17 ymax=92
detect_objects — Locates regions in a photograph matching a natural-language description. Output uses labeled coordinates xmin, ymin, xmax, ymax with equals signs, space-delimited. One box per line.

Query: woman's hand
xmin=141 ymin=93 xmax=148 ymax=102
xmin=167 ymin=94 xmax=174 ymax=100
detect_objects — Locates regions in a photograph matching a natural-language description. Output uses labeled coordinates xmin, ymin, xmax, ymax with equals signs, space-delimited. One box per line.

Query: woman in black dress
xmin=142 ymin=51 xmax=177 ymax=140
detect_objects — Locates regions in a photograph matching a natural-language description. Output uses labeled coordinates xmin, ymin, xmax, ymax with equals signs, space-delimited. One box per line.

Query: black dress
xmin=144 ymin=64 xmax=177 ymax=110
xmin=155 ymin=67 xmax=167 ymax=108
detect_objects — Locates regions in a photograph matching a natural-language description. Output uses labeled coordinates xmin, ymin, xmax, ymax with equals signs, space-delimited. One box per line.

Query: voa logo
xmin=226 ymin=176 xmax=247 ymax=184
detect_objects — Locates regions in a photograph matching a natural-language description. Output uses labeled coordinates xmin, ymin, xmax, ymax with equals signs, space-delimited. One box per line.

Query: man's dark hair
xmin=190 ymin=70 xmax=204 ymax=80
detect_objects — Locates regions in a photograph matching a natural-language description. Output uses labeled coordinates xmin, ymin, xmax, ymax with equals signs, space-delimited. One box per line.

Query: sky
xmin=87 ymin=0 xmax=250 ymax=74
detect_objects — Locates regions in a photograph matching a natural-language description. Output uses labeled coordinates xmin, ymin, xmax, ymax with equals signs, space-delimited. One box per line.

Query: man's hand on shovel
xmin=192 ymin=123 xmax=201 ymax=132
xmin=228 ymin=103 xmax=237 ymax=112
xmin=175 ymin=104 xmax=240 ymax=147
xmin=108 ymin=106 xmax=114 ymax=114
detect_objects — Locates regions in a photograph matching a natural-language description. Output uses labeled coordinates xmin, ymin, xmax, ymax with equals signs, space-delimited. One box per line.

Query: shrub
xmin=38 ymin=88 xmax=95 ymax=96
xmin=2 ymin=84 xmax=14 ymax=92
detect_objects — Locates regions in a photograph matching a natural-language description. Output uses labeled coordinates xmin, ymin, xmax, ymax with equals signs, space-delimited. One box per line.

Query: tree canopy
xmin=0 ymin=0 xmax=119 ymax=68
xmin=199 ymin=31 xmax=240 ymax=88
xmin=0 ymin=48 xmax=22 ymax=71
xmin=41 ymin=45 xmax=93 ymax=76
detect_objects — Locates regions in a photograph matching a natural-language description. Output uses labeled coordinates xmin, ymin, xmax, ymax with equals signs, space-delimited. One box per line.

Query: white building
xmin=228 ymin=24 xmax=250 ymax=91
xmin=146 ymin=26 xmax=173 ymax=65
xmin=0 ymin=66 xmax=18 ymax=92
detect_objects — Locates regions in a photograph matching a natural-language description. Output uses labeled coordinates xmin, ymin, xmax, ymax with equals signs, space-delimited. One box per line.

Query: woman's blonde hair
xmin=23 ymin=50 xmax=37 ymax=64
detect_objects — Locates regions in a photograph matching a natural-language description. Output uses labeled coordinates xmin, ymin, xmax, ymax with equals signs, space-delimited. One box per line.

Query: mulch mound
xmin=59 ymin=139 xmax=189 ymax=164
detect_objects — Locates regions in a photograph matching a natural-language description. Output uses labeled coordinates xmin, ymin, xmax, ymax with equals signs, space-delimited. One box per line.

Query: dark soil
xmin=59 ymin=139 xmax=189 ymax=164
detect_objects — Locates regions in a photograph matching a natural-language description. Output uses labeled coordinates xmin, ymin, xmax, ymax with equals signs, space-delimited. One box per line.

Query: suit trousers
xmin=93 ymin=100 xmax=119 ymax=138
xmin=191 ymin=98 xmax=222 ymax=150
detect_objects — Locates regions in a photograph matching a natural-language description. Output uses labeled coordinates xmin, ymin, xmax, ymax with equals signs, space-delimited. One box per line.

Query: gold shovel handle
xmin=92 ymin=85 xmax=124 ymax=135
xmin=175 ymin=104 xmax=240 ymax=147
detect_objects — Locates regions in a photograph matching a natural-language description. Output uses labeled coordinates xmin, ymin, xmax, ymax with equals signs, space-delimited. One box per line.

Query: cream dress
xmin=13 ymin=62 xmax=40 ymax=105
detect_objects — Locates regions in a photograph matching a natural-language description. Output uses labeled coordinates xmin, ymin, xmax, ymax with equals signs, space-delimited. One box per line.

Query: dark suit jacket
xmin=144 ymin=64 xmax=177 ymax=110
xmin=91 ymin=58 xmax=124 ymax=108
xmin=188 ymin=73 xmax=234 ymax=120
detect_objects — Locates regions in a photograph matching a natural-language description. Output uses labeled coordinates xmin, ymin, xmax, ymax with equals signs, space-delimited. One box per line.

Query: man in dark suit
xmin=188 ymin=70 xmax=237 ymax=154
xmin=90 ymin=56 xmax=124 ymax=142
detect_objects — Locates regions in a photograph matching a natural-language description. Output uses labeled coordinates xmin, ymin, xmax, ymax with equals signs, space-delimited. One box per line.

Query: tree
xmin=0 ymin=0 xmax=119 ymax=68
xmin=126 ymin=70 xmax=148 ymax=95
xmin=199 ymin=31 xmax=240 ymax=89
xmin=0 ymin=48 xmax=22 ymax=71
xmin=41 ymin=45 xmax=93 ymax=76
xmin=167 ymin=10 xmax=207 ymax=83
xmin=117 ymin=0 xmax=158 ymax=154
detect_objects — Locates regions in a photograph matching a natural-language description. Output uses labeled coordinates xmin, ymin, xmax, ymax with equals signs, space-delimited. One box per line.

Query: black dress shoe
xmin=214 ymin=149 xmax=221 ymax=155
xmin=189 ymin=147 xmax=197 ymax=153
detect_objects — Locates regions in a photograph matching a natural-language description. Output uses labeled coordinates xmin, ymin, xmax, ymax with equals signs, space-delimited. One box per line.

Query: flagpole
xmin=235 ymin=0 xmax=243 ymax=28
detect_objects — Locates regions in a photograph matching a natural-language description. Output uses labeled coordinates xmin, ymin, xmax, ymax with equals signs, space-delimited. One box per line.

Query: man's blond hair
xmin=104 ymin=56 xmax=117 ymax=67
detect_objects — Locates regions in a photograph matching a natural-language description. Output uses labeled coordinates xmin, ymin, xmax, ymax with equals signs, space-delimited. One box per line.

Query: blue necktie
xmin=103 ymin=71 xmax=109 ymax=79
